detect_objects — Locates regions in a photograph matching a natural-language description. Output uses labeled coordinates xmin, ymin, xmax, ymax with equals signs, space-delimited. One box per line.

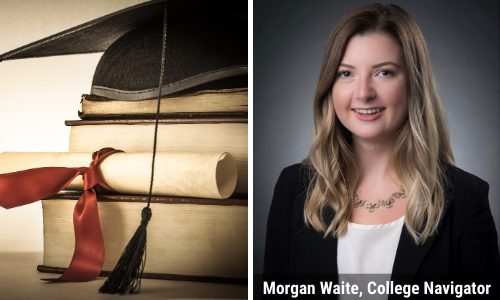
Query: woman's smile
xmin=352 ymin=107 xmax=386 ymax=121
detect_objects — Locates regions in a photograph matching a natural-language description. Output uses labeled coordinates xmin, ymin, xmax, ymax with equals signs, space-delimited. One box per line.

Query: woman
xmin=264 ymin=3 xmax=499 ymax=294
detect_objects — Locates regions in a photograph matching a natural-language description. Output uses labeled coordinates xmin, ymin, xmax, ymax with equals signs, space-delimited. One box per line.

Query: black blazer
xmin=263 ymin=163 xmax=500 ymax=299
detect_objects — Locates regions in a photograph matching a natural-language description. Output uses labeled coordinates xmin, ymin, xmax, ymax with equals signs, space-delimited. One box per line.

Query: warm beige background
xmin=0 ymin=0 xmax=147 ymax=252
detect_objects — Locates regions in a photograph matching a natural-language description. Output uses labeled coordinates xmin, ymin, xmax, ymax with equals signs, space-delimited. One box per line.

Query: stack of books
xmin=38 ymin=87 xmax=248 ymax=283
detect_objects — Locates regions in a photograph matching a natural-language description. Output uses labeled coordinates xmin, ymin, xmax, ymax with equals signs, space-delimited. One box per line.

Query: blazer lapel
xmin=389 ymin=225 xmax=437 ymax=300
xmin=389 ymin=182 xmax=454 ymax=300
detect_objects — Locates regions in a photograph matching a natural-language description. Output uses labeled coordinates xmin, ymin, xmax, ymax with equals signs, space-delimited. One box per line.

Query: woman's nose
xmin=354 ymin=76 xmax=376 ymax=101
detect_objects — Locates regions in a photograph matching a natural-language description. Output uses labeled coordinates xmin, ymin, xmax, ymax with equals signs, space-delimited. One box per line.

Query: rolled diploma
xmin=0 ymin=152 xmax=237 ymax=199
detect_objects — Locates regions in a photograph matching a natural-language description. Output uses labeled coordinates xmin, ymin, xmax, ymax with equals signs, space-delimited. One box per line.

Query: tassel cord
xmin=99 ymin=2 xmax=167 ymax=295
xmin=147 ymin=1 xmax=168 ymax=209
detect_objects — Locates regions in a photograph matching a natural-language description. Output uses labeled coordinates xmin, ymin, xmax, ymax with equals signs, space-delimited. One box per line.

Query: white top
xmin=337 ymin=216 xmax=405 ymax=300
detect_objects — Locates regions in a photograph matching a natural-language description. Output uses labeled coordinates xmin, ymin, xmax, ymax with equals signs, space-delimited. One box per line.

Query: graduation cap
xmin=0 ymin=0 xmax=248 ymax=100
xmin=0 ymin=0 xmax=247 ymax=295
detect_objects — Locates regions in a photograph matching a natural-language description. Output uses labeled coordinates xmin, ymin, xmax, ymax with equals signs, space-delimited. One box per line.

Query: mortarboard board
xmin=0 ymin=0 xmax=248 ymax=100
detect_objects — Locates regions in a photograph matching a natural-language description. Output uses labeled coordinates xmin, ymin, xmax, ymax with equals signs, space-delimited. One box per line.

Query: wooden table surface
xmin=0 ymin=252 xmax=247 ymax=300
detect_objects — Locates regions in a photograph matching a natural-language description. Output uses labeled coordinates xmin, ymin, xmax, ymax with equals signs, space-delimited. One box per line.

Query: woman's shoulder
xmin=269 ymin=163 xmax=314 ymax=217
xmin=441 ymin=165 xmax=499 ymax=274
xmin=276 ymin=163 xmax=313 ymax=193
xmin=443 ymin=163 xmax=492 ymax=225
xmin=446 ymin=163 xmax=487 ymax=186
xmin=445 ymin=163 xmax=489 ymax=195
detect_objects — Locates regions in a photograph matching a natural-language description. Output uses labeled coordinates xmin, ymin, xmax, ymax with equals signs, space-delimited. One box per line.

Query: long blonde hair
xmin=304 ymin=4 xmax=455 ymax=245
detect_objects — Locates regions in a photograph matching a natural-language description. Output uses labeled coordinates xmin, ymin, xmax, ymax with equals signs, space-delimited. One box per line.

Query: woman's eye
xmin=338 ymin=71 xmax=351 ymax=78
xmin=379 ymin=70 xmax=394 ymax=77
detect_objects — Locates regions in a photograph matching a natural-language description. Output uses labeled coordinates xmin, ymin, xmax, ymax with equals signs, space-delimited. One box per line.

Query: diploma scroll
xmin=0 ymin=151 xmax=237 ymax=199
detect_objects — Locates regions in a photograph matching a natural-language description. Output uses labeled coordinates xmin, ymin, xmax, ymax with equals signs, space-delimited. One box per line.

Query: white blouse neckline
xmin=348 ymin=215 xmax=405 ymax=230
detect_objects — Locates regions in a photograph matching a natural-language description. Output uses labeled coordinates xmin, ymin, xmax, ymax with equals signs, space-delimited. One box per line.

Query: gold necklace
xmin=353 ymin=187 xmax=406 ymax=212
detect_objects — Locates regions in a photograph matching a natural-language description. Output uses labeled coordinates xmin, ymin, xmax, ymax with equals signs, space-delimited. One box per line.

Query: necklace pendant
xmin=364 ymin=201 xmax=379 ymax=212
xmin=352 ymin=187 xmax=405 ymax=212
xmin=353 ymin=198 xmax=365 ymax=208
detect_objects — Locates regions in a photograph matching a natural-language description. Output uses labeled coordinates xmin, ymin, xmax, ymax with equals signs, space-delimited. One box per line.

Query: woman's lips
xmin=352 ymin=108 xmax=385 ymax=121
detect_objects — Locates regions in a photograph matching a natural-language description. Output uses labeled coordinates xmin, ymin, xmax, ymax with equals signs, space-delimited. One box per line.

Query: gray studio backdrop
xmin=254 ymin=0 xmax=500 ymax=274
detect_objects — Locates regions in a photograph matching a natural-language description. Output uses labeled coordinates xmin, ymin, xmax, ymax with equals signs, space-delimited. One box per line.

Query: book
xmin=79 ymin=88 xmax=248 ymax=120
xmin=66 ymin=119 xmax=248 ymax=196
xmin=39 ymin=192 xmax=248 ymax=284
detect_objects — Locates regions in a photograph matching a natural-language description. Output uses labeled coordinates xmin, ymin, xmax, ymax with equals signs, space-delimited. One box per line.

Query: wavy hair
xmin=304 ymin=4 xmax=455 ymax=245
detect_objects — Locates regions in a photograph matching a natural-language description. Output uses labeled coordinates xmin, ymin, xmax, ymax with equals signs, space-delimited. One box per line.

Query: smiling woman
xmin=332 ymin=32 xmax=409 ymax=228
xmin=263 ymin=3 xmax=500 ymax=298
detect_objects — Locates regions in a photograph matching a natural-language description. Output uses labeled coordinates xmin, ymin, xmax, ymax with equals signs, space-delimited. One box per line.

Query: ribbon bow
xmin=0 ymin=148 xmax=122 ymax=282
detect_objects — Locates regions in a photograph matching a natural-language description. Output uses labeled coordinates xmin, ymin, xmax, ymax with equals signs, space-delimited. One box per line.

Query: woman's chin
xmin=351 ymin=131 xmax=396 ymax=143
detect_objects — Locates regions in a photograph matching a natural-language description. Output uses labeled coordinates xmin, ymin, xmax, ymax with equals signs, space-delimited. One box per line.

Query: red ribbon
xmin=0 ymin=148 xmax=122 ymax=282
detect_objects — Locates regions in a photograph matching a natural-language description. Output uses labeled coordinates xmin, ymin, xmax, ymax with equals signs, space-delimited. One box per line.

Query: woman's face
xmin=332 ymin=31 xmax=408 ymax=144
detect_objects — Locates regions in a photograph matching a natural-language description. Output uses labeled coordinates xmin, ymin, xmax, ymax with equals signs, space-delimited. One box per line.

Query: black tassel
xmin=99 ymin=2 xmax=167 ymax=295
xmin=98 ymin=207 xmax=152 ymax=294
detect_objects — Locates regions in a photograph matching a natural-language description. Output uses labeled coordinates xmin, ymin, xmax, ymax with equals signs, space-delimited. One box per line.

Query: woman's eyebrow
xmin=339 ymin=62 xmax=401 ymax=69
xmin=372 ymin=61 xmax=400 ymax=68
xmin=339 ymin=63 xmax=355 ymax=69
